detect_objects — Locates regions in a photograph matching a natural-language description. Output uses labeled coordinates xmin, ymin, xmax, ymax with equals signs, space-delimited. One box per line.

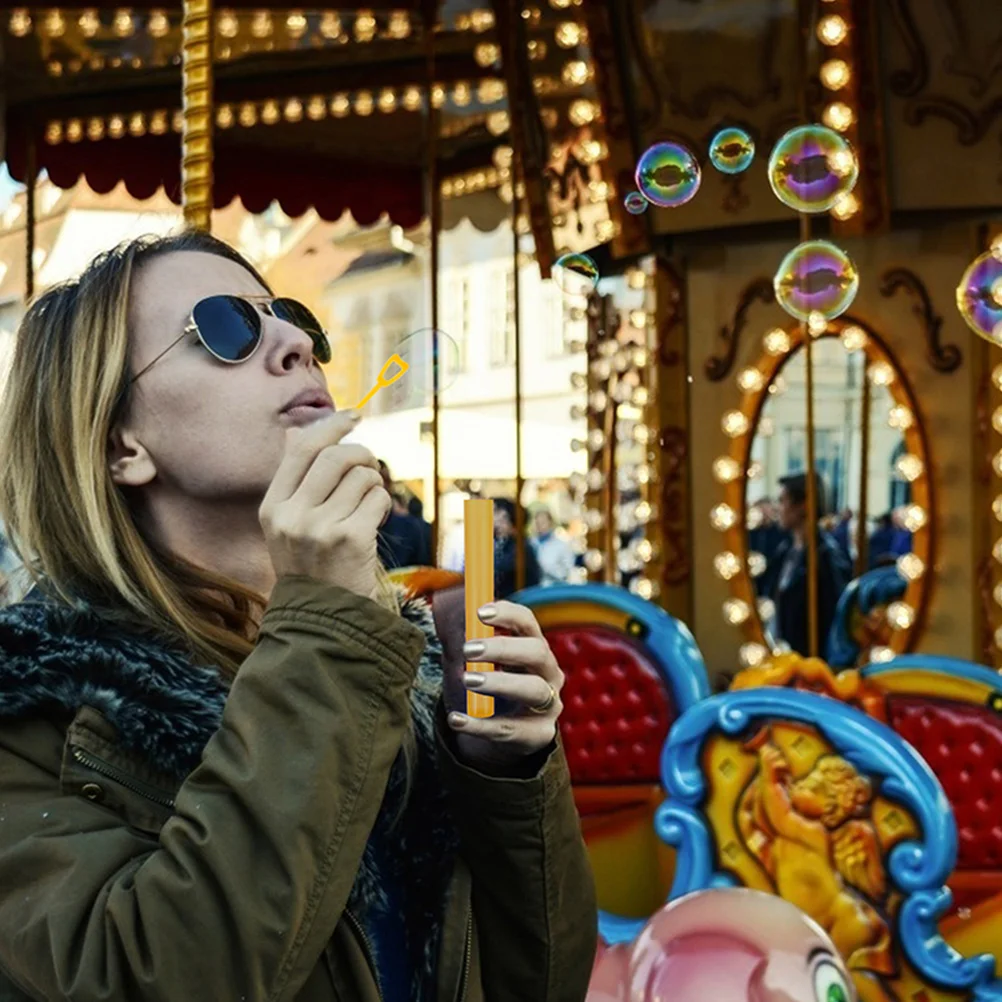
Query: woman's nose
xmin=264 ymin=313 xmax=317 ymax=371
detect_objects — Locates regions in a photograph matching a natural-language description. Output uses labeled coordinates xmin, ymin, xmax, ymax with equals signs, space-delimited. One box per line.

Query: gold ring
xmin=529 ymin=683 xmax=557 ymax=714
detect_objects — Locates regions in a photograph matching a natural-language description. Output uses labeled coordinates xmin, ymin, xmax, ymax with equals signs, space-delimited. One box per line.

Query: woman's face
xmin=116 ymin=250 xmax=334 ymax=502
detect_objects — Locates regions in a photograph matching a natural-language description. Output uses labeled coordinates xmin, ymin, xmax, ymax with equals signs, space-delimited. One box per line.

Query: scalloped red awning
xmin=5 ymin=132 xmax=425 ymax=227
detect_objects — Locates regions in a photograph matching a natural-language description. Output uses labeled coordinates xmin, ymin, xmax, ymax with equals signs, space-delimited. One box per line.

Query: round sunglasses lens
xmin=191 ymin=295 xmax=261 ymax=362
xmin=271 ymin=298 xmax=332 ymax=364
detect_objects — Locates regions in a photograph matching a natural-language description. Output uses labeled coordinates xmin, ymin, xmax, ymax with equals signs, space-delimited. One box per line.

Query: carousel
xmin=3 ymin=1 xmax=1002 ymax=999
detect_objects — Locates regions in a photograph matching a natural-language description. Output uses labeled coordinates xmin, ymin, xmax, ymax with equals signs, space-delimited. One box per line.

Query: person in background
xmin=494 ymin=497 xmax=541 ymax=599
xmin=407 ymin=495 xmax=434 ymax=567
xmin=749 ymin=497 xmax=789 ymax=595
xmin=531 ymin=507 xmax=575 ymax=586
xmin=868 ymin=512 xmax=899 ymax=568
xmin=767 ymin=472 xmax=852 ymax=658
xmin=832 ymin=508 xmax=854 ymax=562
xmin=376 ymin=460 xmax=431 ymax=568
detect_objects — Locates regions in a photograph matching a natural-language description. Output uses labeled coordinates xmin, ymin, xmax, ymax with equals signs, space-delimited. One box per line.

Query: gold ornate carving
xmin=181 ymin=0 xmax=214 ymax=232
xmin=879 ymin=267 xmax=962 ymax=374
xmin=704 ymin=277 xmax=775 ymax=383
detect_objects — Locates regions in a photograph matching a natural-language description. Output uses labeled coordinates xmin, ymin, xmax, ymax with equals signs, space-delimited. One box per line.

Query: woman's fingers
xmin=463 ymin=669 xmax=558 ymax=711
xmin=447 ymin=711 xmax=556 ymax=749
xmin=477 ymin=599 xmax=545 ymax=640
xmin=463 ymin=635 xmax=564 ymax=688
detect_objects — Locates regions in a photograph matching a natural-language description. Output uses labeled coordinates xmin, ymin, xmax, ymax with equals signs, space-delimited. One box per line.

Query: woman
xmin=0 ymin=231 xmax=596 ymax=1002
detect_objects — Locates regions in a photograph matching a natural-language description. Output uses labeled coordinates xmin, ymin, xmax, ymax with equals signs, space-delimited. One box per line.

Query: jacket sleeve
xmin=435 ymin=712 xmax=598 ymax=1002
xmin=0 ymin=576 xmax=427 ymax=1002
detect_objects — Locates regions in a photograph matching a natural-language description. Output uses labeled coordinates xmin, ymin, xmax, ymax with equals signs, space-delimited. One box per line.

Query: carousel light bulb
xmin=78 ymin=9 xmax=99 ymax=36
xmin=87 ymin=117 xmax=106 ymax=140
xmin=586 ymin=468 xmax=606 ymax=491
xmin=868 ymin=361 xmax=895 ymax=387
xmin=238 ymin=103 xmax=258 ymax=127
xmin=217 ymin=10 xmax=239 ymax=37
xmin=632 ymin=347 xmax=649 ymax=368
xmin=307 ymin=96 xmax=327 ymax=121
xmin=724 ymin=599 xmax=751 ymax=626
xmin=250 ymin=11 xmax=272 ymax=37
xmin=888 ymin=405 xmax=914 ymax=430
xmin=823 ymin=102 xmax=855 ymax=133
xmin=887 ymin=601 xmax=916 ymax=630
xmin=713 ymin=456 xmax=741 ymax=483
xmin=285 ymin=11 xmax=307 ymax=38
xmin=319 ymin=12 xmax=342 ymax=38
xmin=764 ymin=328 xmax=792 ymax=356
xmin=748 ymin=461 xmax=764 ymax=480
xmin=747 ymin=505 xmax=765 ymax=530
xmin=994 ymin=625 xmax=1002 ymax=651
xmin=841 ymin=325 xmax=867 ymax=352
xmin=354 ymin=91 xmax=374 ymax=116
xmin=45 ymin=122 xmax=64 ymax=144
xmin=758 ymin=598 xmax=777 ymax=621
xmin=901 ymin=504 xmax=928 ymax=532
xmin=748 ymin=551 xmax=767 ymax=578
xmin=740 ymin=643 xmax=769 ymax=668
xmin=570 ymin=438 xmax=586 ymax=453
xmin=807 ymin=311 xmax=828 ymax=336
xmin=828 ymin=148 xmax=857 ymax=179
xmin=474 ymin=42 xmax=500 ymax=66
xmin=831 ymin=192 xmax=859 ymax=221
xmin=630 ymin=578 xmax=657 ymax=600
xmin=584 ymin=508 xmax=604 ymax=531
xmin=637 ymin=464 xmax=653 ymax=485
xmin=722 ymin=410 xmax=750 ymax=438
xmin=562 ymin=60 xmax=592 ymax=86
xmin=479 ymin=78 xmax=506 ymax=104
xmin=635 ymin=501 xmax=653 ymax=524
xmin=486 ymin=110 xmax=509 ymax=134
xmin=994 ymin=581 xmax=1002 ymax=608
xmin=711 ymin=505 xmax=738 ymax=532
xmin=43 ymin=10 xmax=66 ymax=36
xmin=897 ymin=553 xmax=925 ymax=581
xmin=769 ymin=376 xmax=788 ymax=396
xmin=896 ymin=454 xmax=925 ymax=482
xmin=994 ymin=450 xmax=1002 ymax=478
xmin=870 ymin=646 xmax=895 ymax=663
xmin=820 ymin=58 xmax=851 ymax=90
xmin=738 ymin=367 xmax=767 ymax=393
xmin=569 ymin=99 xmax=599 ymax=126
xmin=216 ymin=105 xmax=235 ymax=128
xmin=387 ymin=11 xmax=411 ymax=38
xmin=587 ymin=428 xmax=606 ymax=451
xmin=284 ymin=99 xmax=303 ymax=122
xmin=590 ymin=358 xmax=612 ymax=381
xmin=584 ymin=549 xmax=605 ymax=572
xmin=632 ymin=386 xmax=650 ymax=406
xmin=614 ymin=350 xmax=631 ymax=372
xmin=354 ymin=11 xmax=377 ymax=41
xmin=636 ymin=539 xmax=654 ymax=562
xmin=527 ymin=39 xmax=548 ymax=60
xmin=113 ymin=8 xmax=135 ymax=36
xmin=470 ymin=9 xmax=495 ymax=32
xmin=633 ymin=425 xmax=652 ymax=445
xmin=759 ymin=416 xmax=776 ymax=438
xmin=8 ymin=9 xmax=31 ymax=36
xmin=818 ymin=14 xmax=848 ymax=45
xmin=261 ymin=101 xmax=280 ymax=125
xmin=994 ymin=537 xmax=1002 ymax=566
xmin=589 ymin=390 xmax=608 ymax=412
xmin=555 ymin=21 xmax=584 ymax=47
xmin=108 ymin=115 xmax=126 ymax=139
xmin=629 ymin=309 xmax=648 ymax=330
xmin=994 ymin=495 xmax=1002 ymax=522
xmin=378 ymin=89 xmax=397 ymax=113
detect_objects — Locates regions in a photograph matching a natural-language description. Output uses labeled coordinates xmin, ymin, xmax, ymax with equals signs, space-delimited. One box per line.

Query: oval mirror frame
xmin=709 ymin=314 xmax=934 ymax=665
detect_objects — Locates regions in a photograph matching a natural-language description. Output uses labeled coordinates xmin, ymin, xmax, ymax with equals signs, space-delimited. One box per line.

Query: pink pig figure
xmin=588 ymin=888 xmax=856 ymax=1002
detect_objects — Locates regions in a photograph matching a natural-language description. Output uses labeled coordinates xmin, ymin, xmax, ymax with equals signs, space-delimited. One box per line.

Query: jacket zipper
xmin=456 ymin=908 xmax=473 ymax=1002
xmin=343 ymin=907 xmax=384 ymax=1002
xmin=70 ymin=746 xmax=176 ymax=809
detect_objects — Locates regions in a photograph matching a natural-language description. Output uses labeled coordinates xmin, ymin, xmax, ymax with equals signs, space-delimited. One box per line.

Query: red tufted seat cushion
xmin=545 ymin=625 xmax=675 ymax=784
xmin=887 ymin=696 xmax=1002 ymax=870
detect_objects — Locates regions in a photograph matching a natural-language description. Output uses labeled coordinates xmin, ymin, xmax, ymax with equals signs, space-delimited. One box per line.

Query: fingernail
xmin=464 ymin=673 xmax=485 ymax=688
xmin=448 ymin=712 xmax=468 ymax=729
xmin=478 ymin=604 xmax=497 ymax=621
xmin=464 ymin=641 xmax=486 ymax=658
xmin=347 ymin=411 xmax=361 ymax=423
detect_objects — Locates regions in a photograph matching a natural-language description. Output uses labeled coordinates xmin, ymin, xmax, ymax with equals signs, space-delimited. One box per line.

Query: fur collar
xmin=0 ymin=589 xmax=460 ymax=1001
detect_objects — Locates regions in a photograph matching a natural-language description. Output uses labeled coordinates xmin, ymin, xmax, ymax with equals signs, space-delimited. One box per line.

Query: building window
xmin=442 ymin=271 xmax=470 ymax=371
xmin=489 ymin=265 xmax=515 ymax=366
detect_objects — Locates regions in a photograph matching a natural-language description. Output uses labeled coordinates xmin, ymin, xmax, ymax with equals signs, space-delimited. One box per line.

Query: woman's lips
xmin=281 ymin=403 xmax=335 ymax=425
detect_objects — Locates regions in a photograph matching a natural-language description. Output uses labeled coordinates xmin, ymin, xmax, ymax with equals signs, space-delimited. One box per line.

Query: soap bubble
xmin=768 ymin=124 xmax=859 ymax=213
xmin=956 ymin=251 xmax=1002 ymax=345
xmin=709 ymin=127 xmax=755 ymax=174
xmin=553 ymin=252 xmax=600 ymax=299
xmin=635 ymin=141 xmax=701 ymax=208
xmin=774 ymin=240 xmax=859 ymax=322
xmin=624 ymin=191 xmax=649 ymax=215
xmin=370 ymin=328 xmax=460 ymax=411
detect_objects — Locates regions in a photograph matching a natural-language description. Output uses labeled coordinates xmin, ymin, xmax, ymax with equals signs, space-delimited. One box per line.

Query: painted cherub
xmin=737 ymin=733 xmax=897 ymax=1002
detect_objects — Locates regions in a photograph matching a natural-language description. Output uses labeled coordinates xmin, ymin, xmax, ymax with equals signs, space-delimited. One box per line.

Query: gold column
xmin=24 ymin=136 xmax=36 ymax=301
xmin=181 ymin=0 xmax=214 ymax=232
xmin=512 ymin=179 xmax=526 ymax=590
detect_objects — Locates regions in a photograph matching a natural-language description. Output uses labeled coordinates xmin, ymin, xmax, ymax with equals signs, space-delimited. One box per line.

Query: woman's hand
xmin=445 ymin=601 xmax=565 ymax=768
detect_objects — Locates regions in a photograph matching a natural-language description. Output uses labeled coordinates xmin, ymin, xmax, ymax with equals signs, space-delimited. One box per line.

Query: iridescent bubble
xmin=768 ymin=124 xmax=859 ymax=213
xmin=709 ymin=127 xmax=755 ymax=174
xmin=635 ymin=141 xmax=701 ymax=208
xmin=379 ymin=328 xmax=460 ymax=410
xmin=623 ymin=191 xmax=649 ymax=215
xmin=553 ymin=252 xmax=600 ymax=298
xmin=774 ymin=240 xmax=859 ymax=322
xmin=956 ymin=251 xmax=1002 ymax=345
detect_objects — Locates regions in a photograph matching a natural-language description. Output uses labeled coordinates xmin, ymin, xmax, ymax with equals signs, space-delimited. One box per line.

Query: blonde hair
xmin=0 ymin=231 xmax=400 ymax=676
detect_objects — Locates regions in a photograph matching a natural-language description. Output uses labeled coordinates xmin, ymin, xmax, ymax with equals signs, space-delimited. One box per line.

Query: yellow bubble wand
xmin=352 ymin=353 xmax=409 ymax=410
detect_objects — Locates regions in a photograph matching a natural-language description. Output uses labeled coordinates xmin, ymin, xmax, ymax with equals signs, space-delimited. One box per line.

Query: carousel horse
xmin=826 ymin=566 xmax=908 ymax=668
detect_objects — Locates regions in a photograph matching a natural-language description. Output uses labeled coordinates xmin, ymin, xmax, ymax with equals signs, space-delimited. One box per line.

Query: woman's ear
xmin=108 ymin=426 xmax=157 ymax=487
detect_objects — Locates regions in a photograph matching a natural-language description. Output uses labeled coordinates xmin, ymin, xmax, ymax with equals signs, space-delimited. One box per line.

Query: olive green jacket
xmin=0 ymin=576 xmax=596 ymax=1002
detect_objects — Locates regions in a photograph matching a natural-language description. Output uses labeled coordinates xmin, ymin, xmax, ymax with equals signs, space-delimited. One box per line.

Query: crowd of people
xmin=751 ymin=476 xmax=914 ymax=658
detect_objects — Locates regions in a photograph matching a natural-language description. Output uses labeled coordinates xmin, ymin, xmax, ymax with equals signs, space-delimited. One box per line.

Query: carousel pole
xmin=512 ymin=172 xmax=526 ymax=591
xmin=798 ymin=0 xmax=820 ymax=657
xmin=24 ymin=135 xmax=36 ymax=301
xmin=181 ymin=0 xmax=214 ymax=232
xmin=424 ymin=4 xmax=442 ymax=562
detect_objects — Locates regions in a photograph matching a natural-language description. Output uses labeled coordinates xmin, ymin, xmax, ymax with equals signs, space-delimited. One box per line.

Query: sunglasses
xmin=131 ymin=294 xmax=332 ymax=383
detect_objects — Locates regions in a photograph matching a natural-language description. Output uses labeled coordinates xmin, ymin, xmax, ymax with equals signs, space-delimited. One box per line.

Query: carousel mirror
xmin=716 ymin=319 xmax=932 ymax=668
